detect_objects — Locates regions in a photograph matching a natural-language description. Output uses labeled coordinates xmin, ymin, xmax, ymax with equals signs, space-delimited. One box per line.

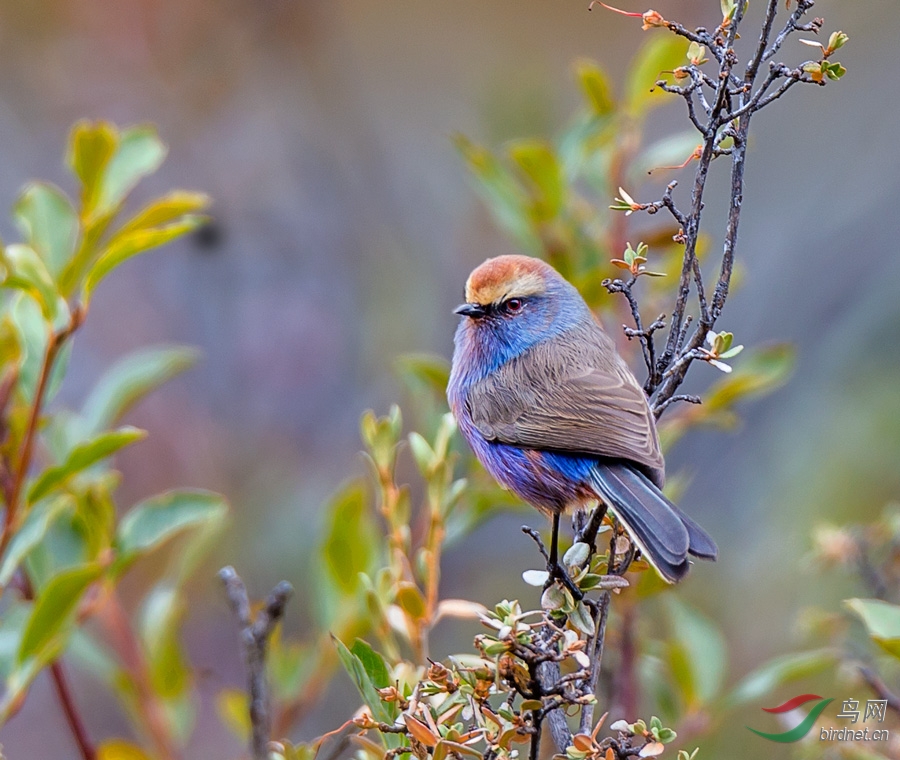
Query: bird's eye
xmin=504 ymin=298 xmax=524 ymax=313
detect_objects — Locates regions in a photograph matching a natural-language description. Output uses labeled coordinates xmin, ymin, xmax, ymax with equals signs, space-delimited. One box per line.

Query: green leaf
xmin=523 ymin=569 xmax=550 ymax=587
xmin=216 ymin=688 xmax=251 ymax=743
xmin=349 ymin=638 xmax=391 ymax=690
xmin=563 ymin=542 xmax=590 ymax=568
xmin=409 ymin=432 xmax=436 ymax=474
xmin=13 ymin=182 xmax=80 ymax=278
xmin=28 ymin=427 xmax=146 ymax=504
xmin=509 ymin=140 xmax=565 ymax=219
xmin=10 ymin=293 xmax=49 ymax=404
xmin=17 ymin=562 xmax=103 ymax=665
xmin=574 ymin=59 xmax=616 ymax=116
xmin=664 ymin=597 xmax=727 ymax=708
xmin=632 ymin=132 xmax=701 ymax=178
xmin=84 ymin=215 xmax=206 ymax=299
xmin=570 ymin=601 xmax=596 ymax=637
xmin=0 ymin=603 xmax=30 ymax=682
xmin=393 ymin=353 xmax=450 ymax=397
xmin=118 ymin=191 xmax=211 ymax=236
xmin=0 ymin=496 xmax=75 ymax=586
xmin=140 ymin=585 xmax=190 ymax=699
xmin=725 ymin=648 xmax=838 ymax=708
xmin=626 ymin=36 xmax=689 ymax=117
xmin=80 ymin=345 xmax=199 ymax=438
xmin=845 ymin=598 xmax=900 ymax=659
xmin=454 ymin=135 xmax=532 ymax=253
xmin=321 ymin=482 xmax=375 ymax=596
xmin=0 ymin=314 xmax=23 ymax=370
xmin=333 ymin=635 xmax=395 ymax=725
xmin=68 ymin=628 xmax=122 ymax=689
xmin=115 ymin=490 xmax=228 ymax=570
xmin=703 ymin=344 xmax=795 ymax=412
xmin=97 ymin=740 xmax=154 ymax=760
xmin=396 ymin=582 xmax=427 ymax=621
xmin=97 ymin=125 xmax=167 ymax=214
xmin=67 ymin=120 xmax=118 ymax=215
xmin=2 ymin=244 xmax=63 ymax=321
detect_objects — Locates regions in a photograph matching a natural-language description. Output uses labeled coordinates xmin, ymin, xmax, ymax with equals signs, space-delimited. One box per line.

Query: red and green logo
xmin=747 ymin=694 xmax=834 ymax=742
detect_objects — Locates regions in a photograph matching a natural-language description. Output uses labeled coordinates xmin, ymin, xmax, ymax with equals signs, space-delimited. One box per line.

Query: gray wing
xmin=465 ymin=326 xmax=664 ymax=478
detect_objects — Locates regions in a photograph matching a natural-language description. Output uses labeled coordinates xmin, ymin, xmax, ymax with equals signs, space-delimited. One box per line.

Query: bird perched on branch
xmin=447 ymin=254 xmax=716 ymax=587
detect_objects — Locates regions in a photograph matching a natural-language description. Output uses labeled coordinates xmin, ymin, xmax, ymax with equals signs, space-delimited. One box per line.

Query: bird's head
xmin=453 ymin=255 xmax=588 ymax=366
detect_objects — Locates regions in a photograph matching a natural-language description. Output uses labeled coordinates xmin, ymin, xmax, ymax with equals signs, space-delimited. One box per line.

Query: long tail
xmin=589 ymin=462 xmax=717 ymax=583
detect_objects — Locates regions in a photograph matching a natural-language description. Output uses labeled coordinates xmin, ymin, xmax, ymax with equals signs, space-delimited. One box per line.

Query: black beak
xmin=454 ymin=302 xmax=487 ymax=319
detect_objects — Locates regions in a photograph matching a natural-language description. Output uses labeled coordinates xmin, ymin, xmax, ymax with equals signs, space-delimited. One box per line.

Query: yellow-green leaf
xmin=118 ymin=191 xmax=211 ymax=236
xmin=28 ymin=427 xmax=146 ymax=504
xmin=575 ymin=59 xmax=616 ymax=116
xmin=2 ymin=243 xmax=63 ymax=321
xmin=626 ymin=36 xmax=689 ymax=117
xmin=97 ymin=740 xmax=153 ymax=760
xmin=80 ymin=345 xmax=199 ymax=438
xmin=13 ymin=182 xmax=80 ymax=278
xmin=216 ymin=687 xmax=251 ymax=743
xmin=97 ymin=125 xmax=167 ymax=214
xmin=846 ymin=598 xmax=900 ymax=659
xmin=0 ymin=496 xmax=74 ymax=586
xmin=67 ymin=120 xmax=118 ymax=215
xmin=115 ymin=490 xmax=228 ymax=570
xmin=17 ymin=562 xmax=103 ymax=665
xmin=84 ymin=215 xmax=206 ymax=299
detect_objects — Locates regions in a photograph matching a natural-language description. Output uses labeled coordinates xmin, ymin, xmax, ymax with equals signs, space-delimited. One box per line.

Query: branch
xmin=761 ymin=0 xmax=820 ymax=68
xmin=859 ymin=666 xmax=900 ymax=715
xmin=746 ymin=0 xmax=781 ymax=86
xmin=0 ymin=305 xmax=85 ymax=561
xmin=20 ymin=574 xmax=96 ymax=760
xmin=603 ymin=277 xmax=657 ymax=388
xmin=220 ymin=566 xmax=294 ymax=760
xmin=50 ymin=661 xmax=97 ymax=760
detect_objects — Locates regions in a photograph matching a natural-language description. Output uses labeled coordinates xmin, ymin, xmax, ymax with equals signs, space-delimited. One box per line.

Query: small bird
xmin=447 ymin=254 xmax=716 ymax=585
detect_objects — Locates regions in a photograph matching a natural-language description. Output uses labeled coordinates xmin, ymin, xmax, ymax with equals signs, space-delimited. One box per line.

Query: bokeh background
xmin=1 ymin=0 xmax=898 ymax=757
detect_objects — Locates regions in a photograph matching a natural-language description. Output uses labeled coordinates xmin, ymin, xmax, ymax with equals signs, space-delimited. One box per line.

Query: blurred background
xmin=0 ymin=0 xmax=897 ymax=757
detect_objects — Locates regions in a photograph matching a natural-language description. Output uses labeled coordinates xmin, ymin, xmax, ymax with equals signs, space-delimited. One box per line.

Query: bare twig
xmin=220 ymin=566 xmax=294 ymax=760
xmin=19 ymin=575 xmax=96 ymax=760
xmin=859 ymin=665 xmax=900 ymax=715
xmin=50 ymin=661 xmax=97 ymax=760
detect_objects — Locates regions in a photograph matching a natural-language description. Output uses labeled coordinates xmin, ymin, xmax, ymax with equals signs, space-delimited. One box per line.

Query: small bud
xmin=825 ymin=31 xmax=849 ymax=56
xmin=641 ymin=10 xmax=667 ymax=29
xmin=353 ymin=713 xmax=379 ymax=730
xmin=687 ymin=41 xmax=709 ymax=65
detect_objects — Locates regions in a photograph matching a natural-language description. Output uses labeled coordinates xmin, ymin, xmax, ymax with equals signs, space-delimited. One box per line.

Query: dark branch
xmin=859 ymin=666 xmax=900 ymax=715
xmin=220 ymin=566 xmax=294 ymax=760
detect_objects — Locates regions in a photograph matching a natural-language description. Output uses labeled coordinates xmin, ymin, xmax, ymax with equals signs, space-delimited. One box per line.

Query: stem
xmin=220 ymin=566 xmax=293 ymax=760
xmin=49 ymin=661 xmax=97 ymax=760
xmin=20 ymin=575 xmax=96 ymax=760
xmin=0 ymin=306 xmax=84 ymax=561
xmin=97 ymin=589 xmax=181 ymax=760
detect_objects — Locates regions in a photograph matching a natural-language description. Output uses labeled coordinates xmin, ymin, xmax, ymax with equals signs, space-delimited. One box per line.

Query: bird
xmin=447 ymin=254 xmax=716 ymax=586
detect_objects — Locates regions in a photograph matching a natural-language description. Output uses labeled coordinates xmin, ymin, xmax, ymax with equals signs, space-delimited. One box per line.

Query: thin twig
xmin=220 ymin=566 xmax=294 ymax=760
xmin=522 ymin=526 xmax=550 ymax=564
xmin=19 ymin=575 xmax=96 ymax=760
xmin=762 ymin=0 xmax=819 ymax=67
xmin=859 ymin=666 xmax=900 ymax=715
xmin=50 ymin=661 xmax=97 ymax=760
xmin=0 ymin=305 xmax=84 ymax=560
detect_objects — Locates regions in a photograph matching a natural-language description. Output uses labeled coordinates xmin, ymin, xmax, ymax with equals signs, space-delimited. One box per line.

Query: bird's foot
xmin=545 ymin=560 xmax=584 ymax=602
